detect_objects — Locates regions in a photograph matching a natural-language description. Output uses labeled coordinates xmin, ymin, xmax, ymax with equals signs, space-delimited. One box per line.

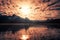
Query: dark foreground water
xmin=0 ymin=23 xmax=60 ymax=40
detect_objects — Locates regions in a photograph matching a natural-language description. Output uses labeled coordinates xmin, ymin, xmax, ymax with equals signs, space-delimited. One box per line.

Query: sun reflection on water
xmin=20 ymin=35 xmax=30 ymax=40
xmin=0 ymin=25 xmax=60 ymax=40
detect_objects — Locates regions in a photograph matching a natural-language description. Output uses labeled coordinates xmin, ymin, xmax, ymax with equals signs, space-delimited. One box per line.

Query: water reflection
xmin=0 ymin=24 xmax=60 ymax=40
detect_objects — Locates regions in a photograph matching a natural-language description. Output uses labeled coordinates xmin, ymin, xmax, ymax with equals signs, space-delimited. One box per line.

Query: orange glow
xmin=0 ymin=0 xmax=59 ymax=20
xmin=20 ymin=35 xmax=29 ymax=40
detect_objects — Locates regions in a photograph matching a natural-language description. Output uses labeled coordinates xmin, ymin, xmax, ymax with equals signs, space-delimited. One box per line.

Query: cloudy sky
xmin=0 ymin=0 xmax=60 ymax=20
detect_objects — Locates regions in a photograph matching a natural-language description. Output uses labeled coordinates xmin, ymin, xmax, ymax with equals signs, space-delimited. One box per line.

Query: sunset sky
xmin=0 ymin=0 xmax=60 ymax=20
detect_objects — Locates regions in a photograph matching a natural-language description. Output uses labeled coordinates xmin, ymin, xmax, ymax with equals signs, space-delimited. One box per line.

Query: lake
xmin=0 ymin=23 xmax=60 ymax=40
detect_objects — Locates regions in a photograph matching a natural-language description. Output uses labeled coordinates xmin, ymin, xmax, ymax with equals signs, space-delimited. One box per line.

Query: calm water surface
xmin=0 ymin=24 xmax=60 ymax=40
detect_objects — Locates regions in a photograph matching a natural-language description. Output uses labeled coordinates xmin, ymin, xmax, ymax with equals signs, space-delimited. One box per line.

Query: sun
xmin=20 ymin=5 xmax=31 ymax=15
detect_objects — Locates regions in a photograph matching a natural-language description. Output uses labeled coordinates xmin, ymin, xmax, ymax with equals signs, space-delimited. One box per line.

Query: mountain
xmin=46 ymin=19 xmax=60 ymax=23
xmin=0 ymin=14 xmax=31 ymax=23
xmin=0 ymin=14 xmax=60 ymax=23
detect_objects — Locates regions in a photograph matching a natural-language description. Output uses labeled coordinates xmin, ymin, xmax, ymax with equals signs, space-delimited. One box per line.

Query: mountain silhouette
xmin=0 ymin=14 xmax=31 ymax=23
xmin=0 ymin=14 xmax=60 ymax=23
xmin=46 ymin=19 xmax=60 ymax=23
